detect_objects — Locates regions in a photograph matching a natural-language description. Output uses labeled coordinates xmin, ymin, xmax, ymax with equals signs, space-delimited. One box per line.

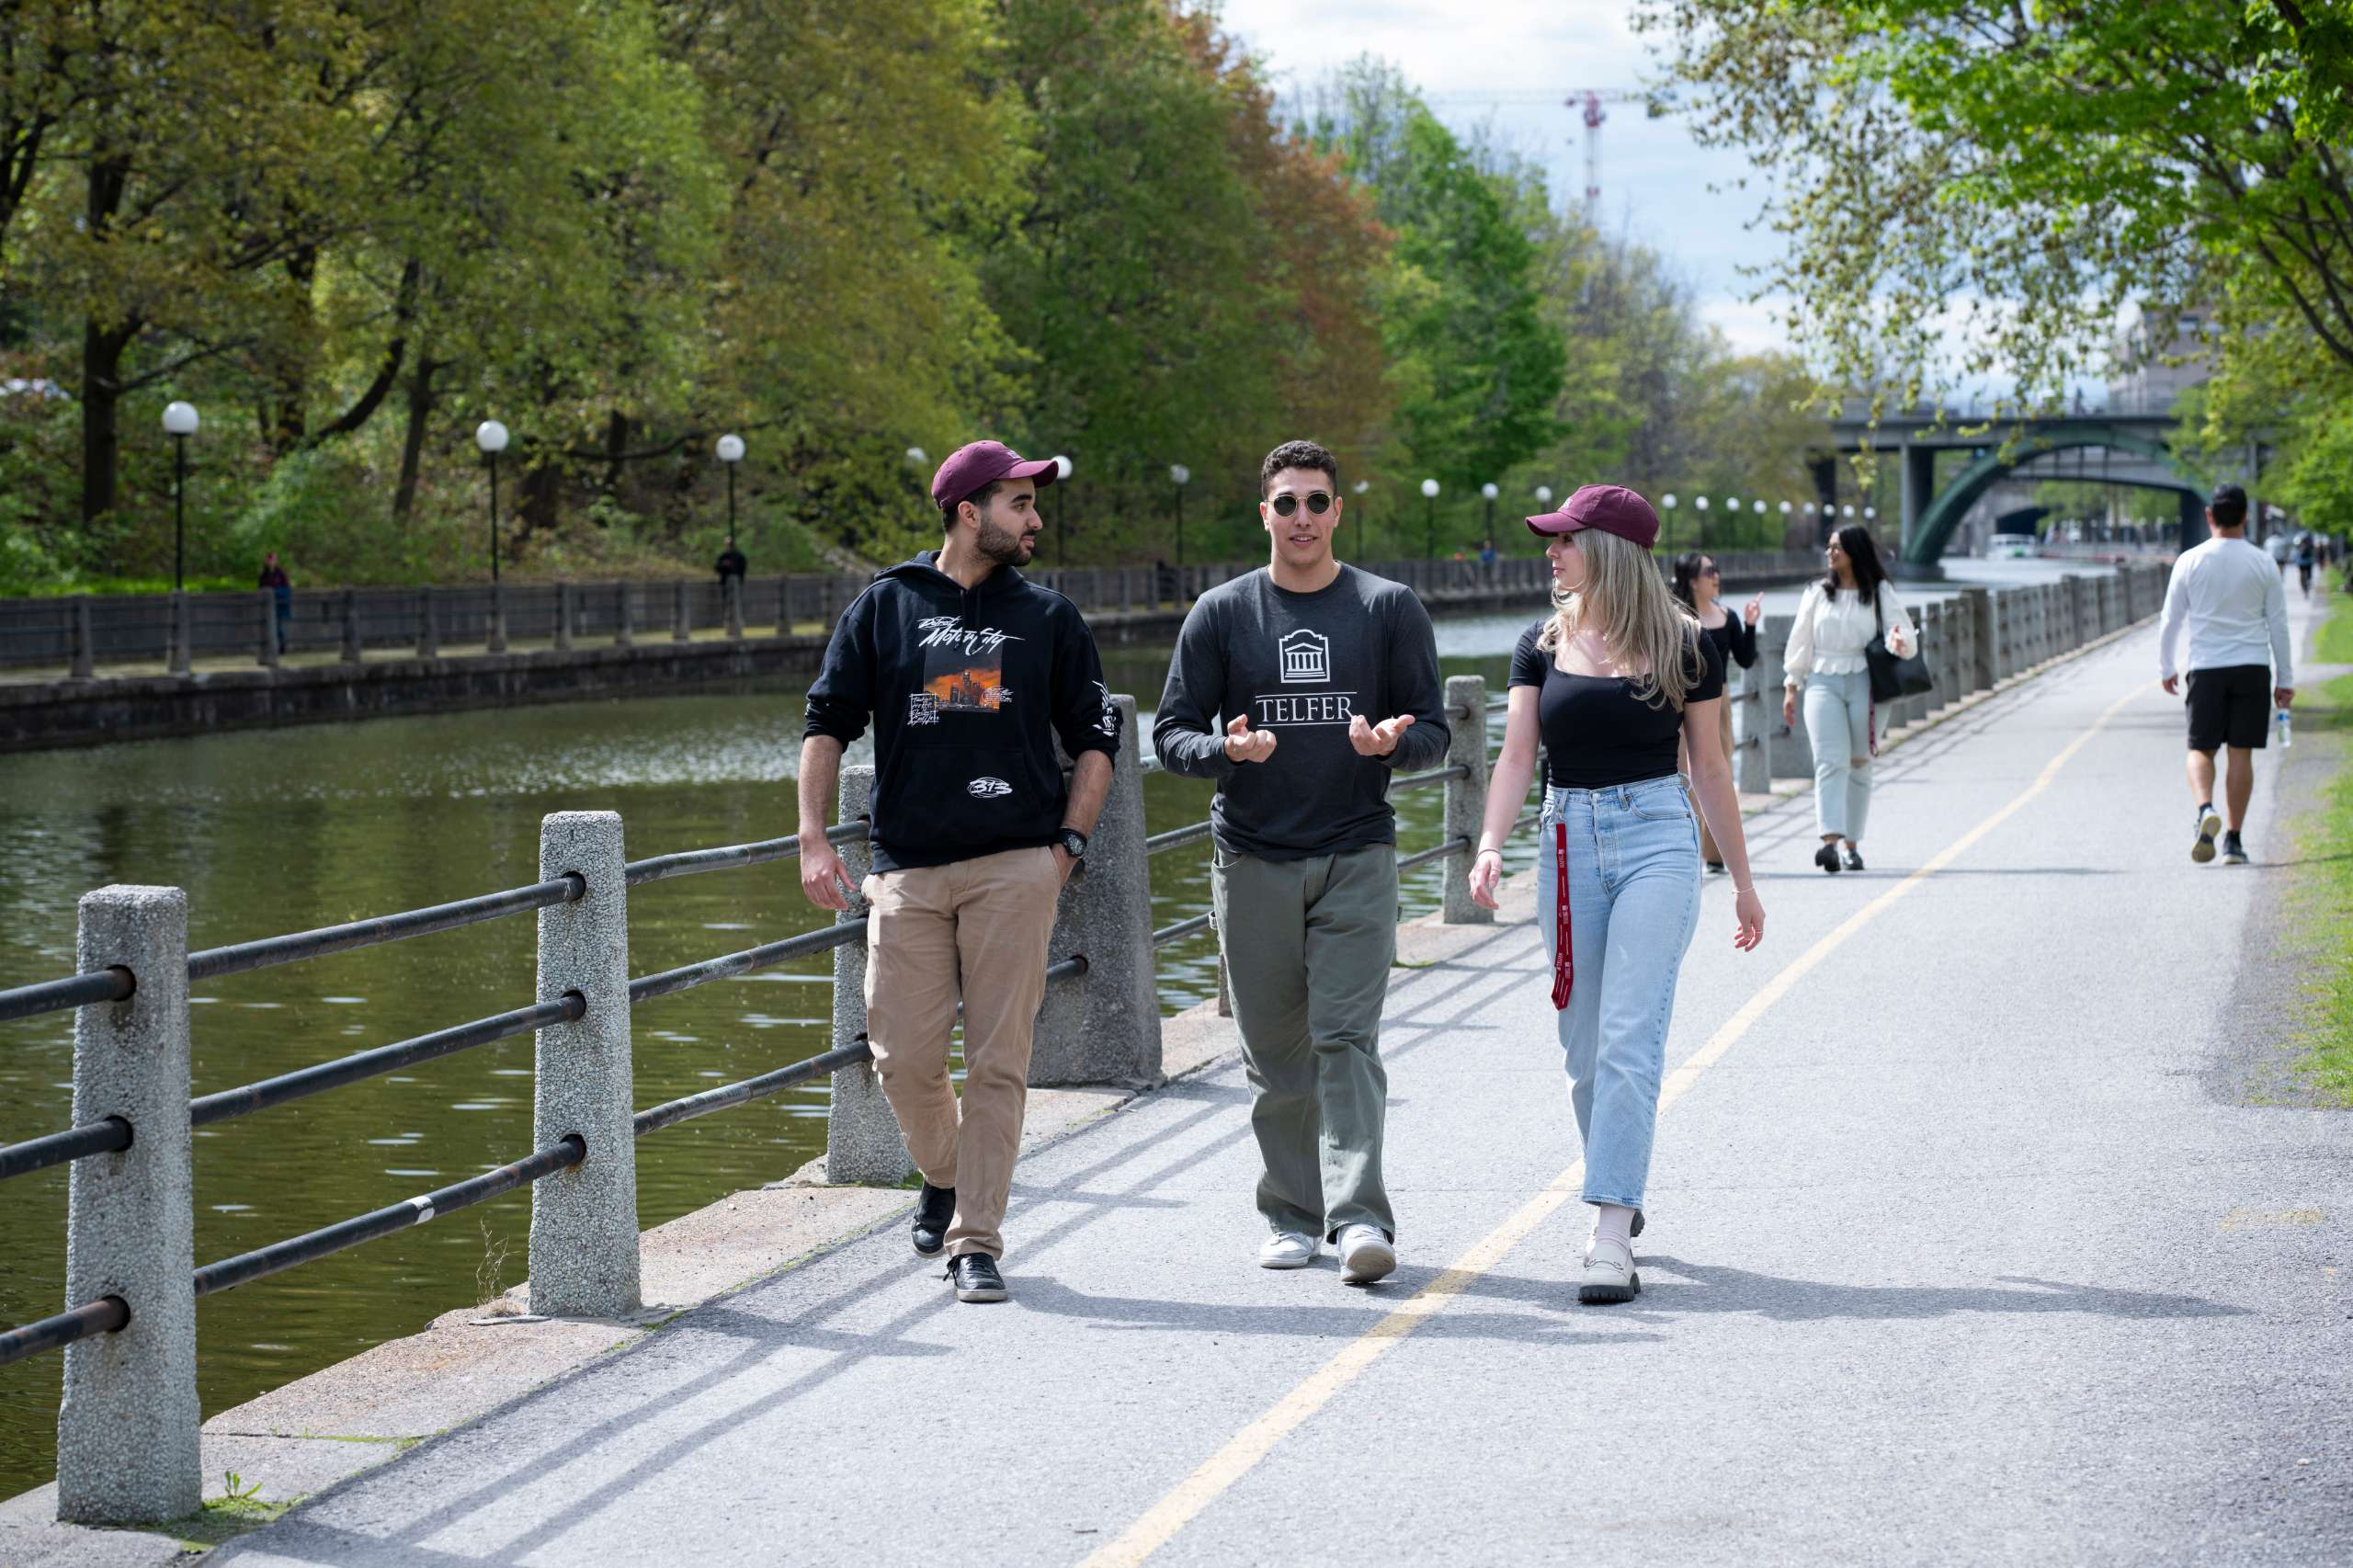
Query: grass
xmin=2282 ymin=588 xmax=2353 ymax=1105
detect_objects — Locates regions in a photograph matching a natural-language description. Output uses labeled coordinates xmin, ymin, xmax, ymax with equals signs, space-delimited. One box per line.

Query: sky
xmin=1215 ymin=0 xmax=1791 ymax=353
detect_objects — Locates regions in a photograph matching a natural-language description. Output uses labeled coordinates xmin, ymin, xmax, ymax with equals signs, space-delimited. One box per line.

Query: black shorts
xmin=2186 ymin=665 xmax=2271 ymax=752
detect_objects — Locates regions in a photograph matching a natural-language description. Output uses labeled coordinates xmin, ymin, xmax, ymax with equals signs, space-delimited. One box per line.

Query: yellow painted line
xmin=1077 ymin=679 xmax=2154 ymax=1568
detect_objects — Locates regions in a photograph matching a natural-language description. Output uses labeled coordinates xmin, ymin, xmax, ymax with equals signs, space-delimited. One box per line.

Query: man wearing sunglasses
xmin=1154 ymin=439 xmax=1448 ymax=1287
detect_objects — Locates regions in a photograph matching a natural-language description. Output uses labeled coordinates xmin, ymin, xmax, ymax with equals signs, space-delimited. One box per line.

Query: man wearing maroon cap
xmin=799 ymin=439 xmax=1120 ymax=1303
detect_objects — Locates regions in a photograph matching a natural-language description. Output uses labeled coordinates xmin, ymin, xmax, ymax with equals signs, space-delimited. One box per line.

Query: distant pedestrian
xmin=2267 ymin=528 xmax=2290 ymax=574
xmin=1154 ymin=438 xmax=1448 ymax=1288
xmin=1670 ymin=552 xmax=1763 ymax=872
xmin=799 ymin=439 xmax=1119 ymax=1304
xmin=715 ymin=542 xmax=747 ymax=583
xmin=1780 ymin=526 xmax=1916 ymax=873
xmin=1469 ymin=485 xmax=1765 ymax=1305
xmin=2294 ymin=533 xmax=2314 ymax=599
xmin=257 ymin=551 xmax=291 ymax=653
xmin=2158 ymin=483 xmax=2292 ymax=867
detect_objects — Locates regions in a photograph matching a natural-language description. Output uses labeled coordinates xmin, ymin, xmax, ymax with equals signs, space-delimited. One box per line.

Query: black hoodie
xmin=804 ymin=551 xmax=1120 ymax=872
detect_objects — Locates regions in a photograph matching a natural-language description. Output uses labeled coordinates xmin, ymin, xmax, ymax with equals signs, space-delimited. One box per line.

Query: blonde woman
xmin=1468 ymin=485 xmax=1766 ymax=1305
xmin=1779 ymin=525 xmax=1917 ymax=873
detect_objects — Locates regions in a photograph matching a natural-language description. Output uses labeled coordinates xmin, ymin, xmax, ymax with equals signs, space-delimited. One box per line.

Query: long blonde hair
xmin=1536 ymin=528 xmax=1706 ymax=710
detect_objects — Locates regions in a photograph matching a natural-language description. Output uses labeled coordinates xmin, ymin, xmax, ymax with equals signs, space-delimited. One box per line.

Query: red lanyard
xmin=1552 ymin=820 xmax=1574 ymax=1010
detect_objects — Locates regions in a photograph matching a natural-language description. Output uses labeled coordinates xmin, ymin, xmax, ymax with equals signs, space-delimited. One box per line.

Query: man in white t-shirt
xmin=2158 ymin=483 xmax=2293 ymax=866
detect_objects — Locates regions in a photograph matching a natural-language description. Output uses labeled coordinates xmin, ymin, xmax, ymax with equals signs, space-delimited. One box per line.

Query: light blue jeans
xmin=1534 ymin=776 xmax=1703 ymax=1210
xmin=1803 ymin=668 xmax=1876 ymax=842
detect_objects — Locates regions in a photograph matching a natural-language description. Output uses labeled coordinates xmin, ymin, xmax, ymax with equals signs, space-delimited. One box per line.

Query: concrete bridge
xmin=5 ymin=571 xmax=2348 ymax=1564
xmin=1823 ymin=405 xmax=2208 ymax=572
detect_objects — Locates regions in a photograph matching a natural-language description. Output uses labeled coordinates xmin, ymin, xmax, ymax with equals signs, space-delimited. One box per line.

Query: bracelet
xmin=1734 ymin=883 xmax=1755 ymax=893
xmin=1474 ymin=846 xmax=1503 ymax=858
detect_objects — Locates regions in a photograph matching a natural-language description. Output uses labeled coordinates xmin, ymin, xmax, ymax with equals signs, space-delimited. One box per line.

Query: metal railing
xmin=1 ymin=676 xmax=1543 ymax=1520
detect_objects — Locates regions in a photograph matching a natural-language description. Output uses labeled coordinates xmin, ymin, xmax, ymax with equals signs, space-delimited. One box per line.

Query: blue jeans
xmin=1534 ymin=776 xmax=1702 ymax=1210
xmin=1803 ymin=668 xmax=1876 ymax=842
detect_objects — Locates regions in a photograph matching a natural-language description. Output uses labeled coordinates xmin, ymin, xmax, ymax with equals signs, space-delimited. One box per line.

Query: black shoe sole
xmin=1814 ymin=846 xmax=1842 ymax=874
xmin=1578 ymin=1270 xmax=1641 ymax=1305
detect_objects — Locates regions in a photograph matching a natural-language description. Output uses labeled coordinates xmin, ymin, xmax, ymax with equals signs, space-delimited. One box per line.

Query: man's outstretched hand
xmin=1224 ymin=712 xmax=1278 ymax=764
xmin=1349 ymin=712 xmax=1415 ymax=757
xmin=800 ymin=840 xmax=852 ymax=910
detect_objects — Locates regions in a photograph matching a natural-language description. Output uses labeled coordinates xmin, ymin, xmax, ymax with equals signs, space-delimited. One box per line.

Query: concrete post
xmin=1733 ymin=648 xmax=1769 ymax=795
xmin=488 ymin=584 xmax=508 ymax=654
xmin=779 ymin=577 xmax=796 ymax=638
xmin=671 ymin=579 xmax=690 ymax=643
xmin=340 ymin=587 xmax=362 ymax=664
xmin=251 ymin=591 xmax=276 ymax=670
xmin=1031 ymin=696 xmax=1164 ymax=1081
xmin=1120 ymin=567 xmax=1132 ymax=613
xmin=1960 ymin=586 xmax=1991 ymax=691
xmin=166 ymin=590 xmax=191 ymax=676
xmin=826 ymin=765 xmax=913 ymax=1184
xmin=724 ymin=576 xmax=745 ymax=641
xmin=416 ymin=586 xmax=439 ymax=658
xmin=1439 ymin=675 xmax=1491 ymax=925
xmin=72 ymin=594 xmax=97 ymax=680
xmin=614 ymin=582 xmax=633 ymax=647
xmin=57 ymin=884 xmax=199 ymax=1525
xmin=527 ymin=812 xmax=640 ymax=1318
xmin=1759 ymin=613 xmax=1812 ymax=779
xmin=556 ymin=582 xmax=575 ymax=652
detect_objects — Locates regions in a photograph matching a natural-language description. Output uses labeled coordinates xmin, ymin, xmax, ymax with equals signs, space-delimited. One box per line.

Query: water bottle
xmin=2277 ymin=707 xmax=2293 ymax=748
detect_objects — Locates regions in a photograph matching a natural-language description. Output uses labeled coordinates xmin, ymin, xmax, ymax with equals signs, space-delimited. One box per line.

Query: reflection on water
xmin=0 ymin=610 xmax=1541 ymax=1496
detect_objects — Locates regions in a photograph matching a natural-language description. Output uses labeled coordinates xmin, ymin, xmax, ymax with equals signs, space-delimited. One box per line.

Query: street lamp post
xmin=1169 ymin=463 xmax=1190 ymax=569
xmin=1053 ymin=455 xmax=1074 ymax=565
xmin=1481 ymin=482 xmax=1497 ymax=547
xmin=476 ymin=420 xmax=509 ymax=653
xmin=716 ymin=433 xmax=745 ymax=550
xmin=162 ymin=402 xmax=198 ymax=592
xmin=1420 ymin=478 xmax=1439 ymax=557
xmin=1351 ymin=479 xmax=1369 ymax=559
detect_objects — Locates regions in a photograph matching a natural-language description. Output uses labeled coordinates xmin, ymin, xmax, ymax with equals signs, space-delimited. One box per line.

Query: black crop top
xmin=1508 ymin=620 xmax=1725 ymax=790
xmin=1701 ymin=611 xmax=1757 ymax=669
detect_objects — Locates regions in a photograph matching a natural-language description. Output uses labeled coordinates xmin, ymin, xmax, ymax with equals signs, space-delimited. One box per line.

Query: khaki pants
xmin=862 ymin=846 xmax=1062 ymax=1259
xmin=1211 ymin=843 xmax=1398 ymax=1241
xmin=1676 ymin=694 xmax=1737 ymax=864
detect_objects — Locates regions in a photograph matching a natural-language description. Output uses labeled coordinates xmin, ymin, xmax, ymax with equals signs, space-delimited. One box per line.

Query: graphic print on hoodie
xmin=805 ymin=551 xmax=1119 ymax=871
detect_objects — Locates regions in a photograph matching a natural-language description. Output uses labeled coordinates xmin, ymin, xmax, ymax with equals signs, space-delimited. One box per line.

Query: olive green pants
xmin=1211 ymin=842 xmax=1398 ymax=1241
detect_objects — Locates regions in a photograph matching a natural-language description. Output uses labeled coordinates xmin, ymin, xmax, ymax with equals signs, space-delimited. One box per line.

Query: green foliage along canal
xmin=0 ymin=618 xmax=1537 ymax=1499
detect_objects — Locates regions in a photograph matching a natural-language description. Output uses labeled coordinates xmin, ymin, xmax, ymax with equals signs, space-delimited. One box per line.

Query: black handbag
xmin=1864 ymin=592 xmax=1933 ymax=702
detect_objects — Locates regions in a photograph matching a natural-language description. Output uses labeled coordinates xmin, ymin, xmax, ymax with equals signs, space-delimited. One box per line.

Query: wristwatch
xmin=1054 ymin=827 xmax=1089 ymax=859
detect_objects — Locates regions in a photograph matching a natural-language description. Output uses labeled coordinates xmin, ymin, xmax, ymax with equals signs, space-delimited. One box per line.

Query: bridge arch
xmin=1902 ymin=420 xmax=2204 ymax=566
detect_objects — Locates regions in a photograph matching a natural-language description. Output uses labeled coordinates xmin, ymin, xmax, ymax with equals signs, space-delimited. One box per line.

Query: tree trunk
xmin=602 ymin=409 xmax=631 ymax=501
xmin=517 ymin=453 xmax=561 ymax=542
xmin=80 ymin=314 xmax=137 ymax=526
xmin=392 ymin=356 xmax=440 ymax=526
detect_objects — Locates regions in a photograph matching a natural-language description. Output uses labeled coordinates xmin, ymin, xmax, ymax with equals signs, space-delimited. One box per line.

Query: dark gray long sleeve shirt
xmin=1153 ymin=564 xmax=1449 ymax=860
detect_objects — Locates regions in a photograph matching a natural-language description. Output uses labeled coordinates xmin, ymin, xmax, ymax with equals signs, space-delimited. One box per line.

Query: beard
xmin=973 ymin=508 xmax=1036 ymax=567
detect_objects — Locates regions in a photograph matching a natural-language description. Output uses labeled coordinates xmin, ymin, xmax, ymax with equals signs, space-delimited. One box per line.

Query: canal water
xmin=0 ymin=612 xmax=1541 ymax=1498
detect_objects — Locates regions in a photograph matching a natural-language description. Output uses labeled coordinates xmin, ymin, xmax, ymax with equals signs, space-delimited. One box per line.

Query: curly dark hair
xmin=1259 ymin=439 xmax=1337 ymax=498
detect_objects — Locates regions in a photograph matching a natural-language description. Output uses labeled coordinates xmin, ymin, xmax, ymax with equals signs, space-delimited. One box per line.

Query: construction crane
xmin=1420 ymin=88 xmax=1661 ymax=224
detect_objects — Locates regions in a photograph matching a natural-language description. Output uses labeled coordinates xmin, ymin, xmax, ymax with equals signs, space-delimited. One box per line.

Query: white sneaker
xmin=1336 ymin=1224 xmax=1396 ymax=1285
xmin=1577 ymin=1237 xmax=1641 ymax=1304
xmin=1257 ymin=1232 xmax=1318 ymax=1269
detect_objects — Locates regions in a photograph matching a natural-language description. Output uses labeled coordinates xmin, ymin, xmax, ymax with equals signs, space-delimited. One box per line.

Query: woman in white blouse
xmin=1779 ymin=526 xmax=1916 ymax=872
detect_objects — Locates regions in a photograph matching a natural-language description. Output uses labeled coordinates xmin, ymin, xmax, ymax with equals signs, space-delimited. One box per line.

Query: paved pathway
xmin=217 ymin=606 xmax=2350 ymax=1566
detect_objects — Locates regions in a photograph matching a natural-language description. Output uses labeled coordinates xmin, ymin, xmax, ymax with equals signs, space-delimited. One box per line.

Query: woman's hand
xmin=1781 ymin=686 xmax=1797 ymax=726
xmin=1743 ymin=593 xmax=1763 ymax=626
xmin=1467 ymin=848 xmax=1505 ymax=910
xmin=1888 ymin=622 xmax=1915 ymax=658
xmin=1733 ymin=886 xmax=1765 ymax=951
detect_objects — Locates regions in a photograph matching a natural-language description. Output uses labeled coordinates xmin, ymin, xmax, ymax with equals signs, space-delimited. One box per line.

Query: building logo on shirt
xmin=967 ymin=776 xmax=1013 ymax=799
xmin=1278 ymin=629 xmax=1330 ymax=684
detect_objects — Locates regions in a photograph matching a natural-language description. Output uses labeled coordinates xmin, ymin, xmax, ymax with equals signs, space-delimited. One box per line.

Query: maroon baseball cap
xmin=931 ymin=440 xmax=1059 ymax=517
xmin=1526 ymin=483 xmax=1660 ymax=551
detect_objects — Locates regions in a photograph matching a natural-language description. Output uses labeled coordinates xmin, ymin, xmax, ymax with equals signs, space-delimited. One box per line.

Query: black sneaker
xmin=945 ymin=1253 xmax=1007 ymax=1302
xmin=910 ymin=1183 xmax=954 ymax=1258
xmin=2222 ymin=831 xmax=2247 ymax=865
xmin=1813 ymin=843 xmax=1842 ymax=874
xmin=1841 ymin=846 xmax=1865 ymax=872
xmin=1704 ymin=860 xmax=1725 ymax=874
xmin=2192 ymin=803 xmax=2221 ymax=863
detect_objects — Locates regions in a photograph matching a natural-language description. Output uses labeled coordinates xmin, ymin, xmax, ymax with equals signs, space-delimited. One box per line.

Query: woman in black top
xmin=1467 ymin=488 xmax=1765 ymax=1308
xmin=1669 ymin=553 xmax=1762 ymax=871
